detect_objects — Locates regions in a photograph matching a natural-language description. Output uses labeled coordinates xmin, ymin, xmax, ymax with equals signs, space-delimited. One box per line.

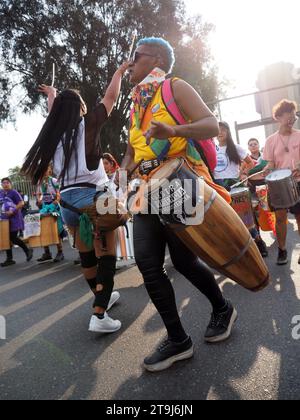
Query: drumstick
xmin=231 ymin=171 xmax=265 ymax=189
xmin=51 ymin=63 xmax=56 ymax=87
xmin=128 ymin=31 xmax=137 ymax=60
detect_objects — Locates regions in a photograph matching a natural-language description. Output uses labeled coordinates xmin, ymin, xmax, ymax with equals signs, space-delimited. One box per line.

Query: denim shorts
xmin=60 ymin=188 xmax=97 ymax=227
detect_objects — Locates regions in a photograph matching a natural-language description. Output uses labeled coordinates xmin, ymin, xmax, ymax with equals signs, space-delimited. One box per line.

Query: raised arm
xmin=38 ymin=84 xmax=57 ymax=113
xmin=101 ymin=62 xmax=130 ymax=116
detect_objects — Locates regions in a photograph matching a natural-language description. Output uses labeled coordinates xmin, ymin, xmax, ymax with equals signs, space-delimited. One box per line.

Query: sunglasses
xmin=132 ymin=51 xmax=159 ymax=63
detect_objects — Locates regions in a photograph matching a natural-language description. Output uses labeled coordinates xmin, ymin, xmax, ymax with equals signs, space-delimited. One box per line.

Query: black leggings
xmin=134 ymin=215 xmax=226 ymax=342
xmin=6 ymin=231 xmax=29 ymax=260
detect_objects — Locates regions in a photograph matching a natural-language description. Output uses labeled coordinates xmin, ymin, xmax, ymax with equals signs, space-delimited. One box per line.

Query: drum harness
xmin=60 ymin=188 xmax=129 ymax=251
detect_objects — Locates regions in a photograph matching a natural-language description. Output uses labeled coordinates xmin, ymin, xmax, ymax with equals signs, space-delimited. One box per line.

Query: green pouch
xmin=79 ymin=213 xmax=94 ymax=249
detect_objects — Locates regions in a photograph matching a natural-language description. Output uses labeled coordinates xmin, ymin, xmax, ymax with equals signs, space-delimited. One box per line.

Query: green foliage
xmin=0 ymin=0 xmax=220 ymax=161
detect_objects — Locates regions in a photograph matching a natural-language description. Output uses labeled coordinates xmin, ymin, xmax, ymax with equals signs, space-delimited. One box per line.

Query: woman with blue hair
xmin=120 ymin=37 xmax=237 ymax=372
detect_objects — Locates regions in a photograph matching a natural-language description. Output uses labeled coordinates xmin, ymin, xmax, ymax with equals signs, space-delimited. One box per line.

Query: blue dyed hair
xmin=137 ymin=37 xmax=175 ymax=73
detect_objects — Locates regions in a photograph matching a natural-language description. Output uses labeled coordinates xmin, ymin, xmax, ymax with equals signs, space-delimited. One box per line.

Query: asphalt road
xmin=0 ymin=220 xmax=299 ymax=401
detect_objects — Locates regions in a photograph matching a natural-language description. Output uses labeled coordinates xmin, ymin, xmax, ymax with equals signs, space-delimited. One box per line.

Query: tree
xmin=0 ymin=0 xmax=220 ymax=161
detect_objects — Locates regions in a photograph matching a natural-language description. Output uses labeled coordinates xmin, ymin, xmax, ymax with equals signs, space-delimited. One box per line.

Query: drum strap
xmin=60 ymin=199 xmax=83 ymax=215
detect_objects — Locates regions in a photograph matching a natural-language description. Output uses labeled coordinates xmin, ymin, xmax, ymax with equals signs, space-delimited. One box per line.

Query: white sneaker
xmin=107 ymin=291 xmax=120 ymax=311
xmin=88 ymin=313 xmax=121 ymax=333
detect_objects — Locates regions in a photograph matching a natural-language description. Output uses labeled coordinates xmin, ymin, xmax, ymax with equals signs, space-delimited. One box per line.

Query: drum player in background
xmin=120 ymin=37 xmax=238 ymax=373
xmin=214 ymin=122 xmax=254 ymax=190
xmin=263 ymin=99 xmax=300 ymax=265
xmin=36 ymin=164 xmax=65 ymax=263
xmin=247 ymin=138 xmax=268 ymax=194
xmin=214 ymin=122 xmax=268 ymax=257
xmin=0 ymin=178 xmax=33 ymax=267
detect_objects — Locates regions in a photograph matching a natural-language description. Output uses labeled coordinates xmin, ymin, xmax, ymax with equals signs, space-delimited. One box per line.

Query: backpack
xmin=161 ymin=78 xmax=217 ymax=174
xmin=130 ymin=79 xmax=217 ymax=176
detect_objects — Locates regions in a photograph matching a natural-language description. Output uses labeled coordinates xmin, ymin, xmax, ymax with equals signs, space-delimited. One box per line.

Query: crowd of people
xmin=1 ymin=36 xmax=300 ymax=373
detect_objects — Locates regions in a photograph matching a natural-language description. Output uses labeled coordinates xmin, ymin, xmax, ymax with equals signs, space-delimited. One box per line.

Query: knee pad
xmin=96 ymin=255 xmax=117 ymax=284
xmin=79 ymin=250 xmax=97 ymax=269
xmin=93 ymin=256 xmax=117 ymax=309
xmin=86 ymin=277 xmax=97 ymax=292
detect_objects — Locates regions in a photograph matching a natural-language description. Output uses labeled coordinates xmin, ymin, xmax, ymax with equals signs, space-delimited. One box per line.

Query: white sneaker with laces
xmin=107 ymin=291 xmax=120 ymax=311
xmin=88 ymin=313 xmax=121 ymax=333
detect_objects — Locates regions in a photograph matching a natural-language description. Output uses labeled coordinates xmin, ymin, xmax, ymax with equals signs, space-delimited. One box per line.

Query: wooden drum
xmin=0 ymin=220 xmax=10 ymax=251
xmin=146 ymin=158 xmax=270 ymax=292
xmin=28 ymin=215 xmax=59 ymax=248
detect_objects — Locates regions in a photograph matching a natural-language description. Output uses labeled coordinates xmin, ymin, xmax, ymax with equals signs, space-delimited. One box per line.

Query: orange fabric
xmin=191 ymin=161 xmax=231 ymax=204
xmin=258 ymin=208 xmax=276 ymax=234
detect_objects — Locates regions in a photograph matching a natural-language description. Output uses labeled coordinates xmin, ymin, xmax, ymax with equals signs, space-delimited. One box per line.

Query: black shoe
xmin=256 ymin=239 xmax=268 ymax=258
xmin=144 ymin=336 xmax=194 ymax=373
xmin=277 ymin=248 xmax=288 ymax=265
xmin=26 ymin=248 xmax=33 ymax=262
xmin=1 ymin=260 xmax=16 ymax=267
xmin=205 ymin=301 xmax=238 ymax=343
xmin=53 ymin=252 xmax=64 ymax=263
xmin=74 ymin=258 xmax=81 ymax=265
xmin=37 ymin=253 xmax=52 ymax=262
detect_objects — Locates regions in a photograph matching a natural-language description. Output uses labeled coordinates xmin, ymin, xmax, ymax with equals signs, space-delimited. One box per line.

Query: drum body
xmin=28 ymin=215 xmax=60 ymax=248
xmin=147 ymin=158 xmax=270 ymax=292
xmin=230 ymin=188 xmax=255 ymax=230
xmin=0 ymin=220 xmax=10 ymax=251
xmin=266 ymin=169 xmax=300 ymax=209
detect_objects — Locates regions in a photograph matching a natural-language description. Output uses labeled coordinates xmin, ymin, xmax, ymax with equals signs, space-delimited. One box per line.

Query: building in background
xmin=255 ymin=62 xmax=300 ymax=138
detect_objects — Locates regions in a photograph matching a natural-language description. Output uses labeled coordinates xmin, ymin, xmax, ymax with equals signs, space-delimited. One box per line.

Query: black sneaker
xmin=256 ymin=239 xmax=268 ymax=258
xmin=277 ymin=248 xmax=288 ymax=266
xmin=205 ymin=301 xmax=238 ymax=343
xmin=26 ymin=248 xmax=33 ymax=262
xmin=37 ymin=253 xmax=52 ymax=262
xmin=1 ymin=260 xmax=16 ymax=268
xmin=144 ymin=336 xmax=194 ymax=373
xmin=53 ymin=252 xmax=65 ymax=263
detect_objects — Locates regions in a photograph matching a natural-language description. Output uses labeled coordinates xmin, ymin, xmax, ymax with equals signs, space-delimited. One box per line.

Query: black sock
xmin=94 ymin=313 xmax=105 ymax=320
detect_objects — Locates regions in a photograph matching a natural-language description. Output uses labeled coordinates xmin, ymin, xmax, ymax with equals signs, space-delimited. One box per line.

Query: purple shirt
xmin=0 ymin=189 xmax=25 ymax=232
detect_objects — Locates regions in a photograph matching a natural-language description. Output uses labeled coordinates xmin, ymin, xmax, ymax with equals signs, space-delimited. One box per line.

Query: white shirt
xmin=214 ymin=144 xmax=248 ymax=180
xmin=53 ymin=119 xmax=108 ymax=190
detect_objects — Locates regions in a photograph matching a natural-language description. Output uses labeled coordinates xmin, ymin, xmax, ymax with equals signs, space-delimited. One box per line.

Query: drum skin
xmin=0 ymin=220 xmax=10 ymax=251
xmin=148 ymin=159 xmax=271 ymax=292
xmin=28 ymin=215 xmax=60 ymax=248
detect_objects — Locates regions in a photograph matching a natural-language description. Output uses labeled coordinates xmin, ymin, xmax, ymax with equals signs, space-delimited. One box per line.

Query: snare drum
xmin=28 ymin=215 xmax=60 ymax=248
xmin=0 ymin=220 xmax=10 ymax=251
xmin=230 ymin=188 xmax=256 ymax=230
xmin=266 ymin=169 xmax=300 ymax=209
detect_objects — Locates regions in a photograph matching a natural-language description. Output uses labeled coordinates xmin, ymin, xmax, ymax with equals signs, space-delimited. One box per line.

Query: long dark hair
xmin=21 ymin=89 xmax=83 ymax=185
xmin=219 ymin=122 xmax=241 ymax=165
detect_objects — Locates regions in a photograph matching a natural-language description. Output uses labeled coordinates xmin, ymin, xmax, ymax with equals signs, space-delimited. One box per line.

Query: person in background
xmin=0 ymin=178 xmax=33 ymax=267
xmin=36 ymin=165 xmax=65 ymax=263
xmin=214 ymin=122 xmax=254 ymax=190
xmin=263 ymin=99 xmax=300 ymax=265
xmin=214 ymin=123 xmax=268 ymax=257
xmin=103 ymin=153 xmax=120 ymax=181
xmin=246 ymin=138 xmax=268 ymax=192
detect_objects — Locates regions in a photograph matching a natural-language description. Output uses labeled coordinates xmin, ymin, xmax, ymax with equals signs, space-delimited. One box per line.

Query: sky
xmin=1 ymin=0 xmax=300 ymax=177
